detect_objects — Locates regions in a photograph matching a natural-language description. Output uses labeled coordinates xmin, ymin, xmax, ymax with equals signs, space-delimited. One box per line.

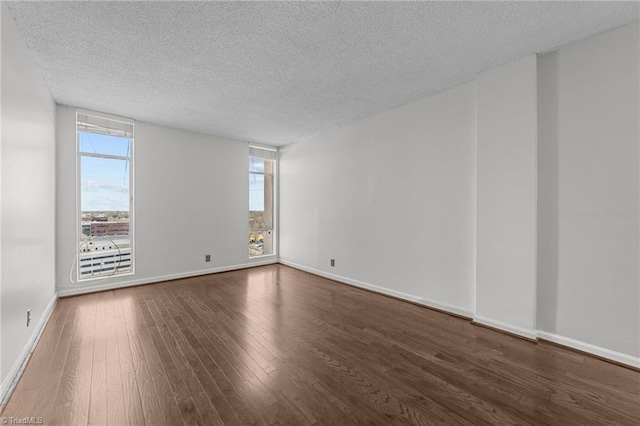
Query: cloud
xmin=82 ymin=180 xmax=129 ymax=193
xmin=81 ymin=181 xmax=130 ymax=211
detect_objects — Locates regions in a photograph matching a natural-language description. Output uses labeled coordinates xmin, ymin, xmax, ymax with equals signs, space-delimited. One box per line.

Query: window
xmin=249 ymin=146 xmax=276 ymax=257
xmin=77 ymin=111 xmax=134 ymax=280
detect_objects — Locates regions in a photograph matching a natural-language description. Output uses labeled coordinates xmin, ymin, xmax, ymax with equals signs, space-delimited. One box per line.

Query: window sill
xmin=78 ymin=271 xmax=135 ymax=283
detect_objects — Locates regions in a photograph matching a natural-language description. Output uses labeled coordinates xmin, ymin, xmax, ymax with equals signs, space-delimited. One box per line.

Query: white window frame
xmin=76 ymin=109 xmax=135 ymax=281
xmin=249 ymin=144 xmax=278 ymax=258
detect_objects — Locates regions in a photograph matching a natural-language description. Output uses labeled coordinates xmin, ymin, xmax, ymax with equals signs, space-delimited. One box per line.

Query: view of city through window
xmin=79 ymin=132 xmax=131 ymax=239
xmin=249 ymin=153 xmax=275 ymax=256
xmin=77 ymin=112 xmax=134 ymax=279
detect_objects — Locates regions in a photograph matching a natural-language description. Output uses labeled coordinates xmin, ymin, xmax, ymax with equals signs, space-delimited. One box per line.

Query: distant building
xmin=82 ymin=221 xmax=129 ymax=237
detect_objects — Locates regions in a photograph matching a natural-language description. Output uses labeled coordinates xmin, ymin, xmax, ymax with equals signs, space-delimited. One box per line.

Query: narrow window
xmin=77 ymin=111 xmax=134 ymax=280
xmin=249 ymin=146 xmax=277 ymax=257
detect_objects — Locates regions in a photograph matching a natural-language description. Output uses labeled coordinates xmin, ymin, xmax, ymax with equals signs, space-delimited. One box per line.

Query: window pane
xmin=79 ymin=131 xmax=131 ymax=157
xmin=249 ymin=158 xmax=274 ymax=257
xmin=80 ymin=155 xmax=130 ymax=238
xmin=249 ymin=156 xmax=265 ymax=173
xmin=249 ymin=173 xmax=265 ymax=212
xmin=249 ymin=174 xmax=272 ymax=230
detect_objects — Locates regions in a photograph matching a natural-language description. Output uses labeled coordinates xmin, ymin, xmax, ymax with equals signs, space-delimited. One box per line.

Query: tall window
xmin=77 ymin=111 xmax=134 ymax=280
xmin=249 ymin=146 xmax=276 ymax=257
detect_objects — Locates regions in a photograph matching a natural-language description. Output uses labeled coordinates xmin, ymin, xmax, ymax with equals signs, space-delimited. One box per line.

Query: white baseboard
xmin=473 ymin=315 xmax=538 ymax=340
xmin=57 ymin=257 xmax=278 ymax=297
xmin=1 ymin=295 xmax=57 ymax=404
xmin=537 ymin=331 xmax=640 ymax=369
xmin=417 ymin=297 xmax=473 ymax=319
xmin=278 ymin=259 xmax=474 ymax=318
xmin=56 ymin=258 xmax=640 ymax=371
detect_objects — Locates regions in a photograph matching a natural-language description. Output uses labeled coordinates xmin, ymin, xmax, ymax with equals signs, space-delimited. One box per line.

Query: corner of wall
xmin=0 ymin=296 xmax=57 ymax=405
xmin=1 ymin=0 xmax=58 ymax=395
xmin=475 ymin=54 xmax=538 ymax=336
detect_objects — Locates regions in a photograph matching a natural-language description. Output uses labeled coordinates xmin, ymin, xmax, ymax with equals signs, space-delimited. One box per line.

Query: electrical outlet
xmin=205 ymin=254 xmax=211 ymax=262
xmin=330 ymin=258 xmax=335 ymax=267
xmin=26 ymin=309 xmax=31 ymax=327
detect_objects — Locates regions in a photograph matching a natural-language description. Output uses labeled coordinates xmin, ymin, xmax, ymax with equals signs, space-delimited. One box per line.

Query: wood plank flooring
xmin=3 ymin=264 xmax=639 ymax=425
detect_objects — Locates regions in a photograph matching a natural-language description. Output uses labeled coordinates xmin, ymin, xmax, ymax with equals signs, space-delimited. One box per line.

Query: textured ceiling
xmin=6 ymin=1 xmax=640 ymax=146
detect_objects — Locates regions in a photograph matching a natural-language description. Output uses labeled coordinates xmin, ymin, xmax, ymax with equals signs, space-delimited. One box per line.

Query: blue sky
xmin=250 ymin=156 xmax=271 ymax=211
xmin=79 ymin=132 xmax=130 ymax=212
xmin=249 ymin=173 xmax=265 ymax=211
xmin=249 ymin=156 xmax=264 ymax=211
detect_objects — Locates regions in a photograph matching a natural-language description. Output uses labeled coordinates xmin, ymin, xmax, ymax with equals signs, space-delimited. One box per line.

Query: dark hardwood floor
xmin=2 ymin=264 xmax=639 ymax=425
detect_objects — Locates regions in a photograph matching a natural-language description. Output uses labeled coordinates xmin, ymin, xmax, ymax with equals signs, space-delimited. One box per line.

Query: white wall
xmin=538 ymin=22 xmax=640 ymax=359
xmin=280 ymin=21 xmax=640 ymax=367
xmin=1 ymin=1 xmax=56 ymax=392
xmin=56 ymin=105 xmax=273 ymax=295
xmin=280 ymin=82 xmax=477 ymax=316
xmin=475 ymin=55 xmax=538 ymax=338
xmin=4 ymin=1 xmax=636 ymax=384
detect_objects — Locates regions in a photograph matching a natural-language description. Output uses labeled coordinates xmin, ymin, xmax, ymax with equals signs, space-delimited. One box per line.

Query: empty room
xmin=1 ymin=1 xmax=639 ymax=424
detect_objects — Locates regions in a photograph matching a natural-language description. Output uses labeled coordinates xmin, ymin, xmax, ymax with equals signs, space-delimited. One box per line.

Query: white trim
xmin=243 ymin=255 xmax=278 ymax=268
xmin=75 ymin=107 xmax=134 ymax=125
xmin=248 ymin=146 xmax=278 ymax=259
xmin=75 ymin=108 xmax=135 ymax=284
xmin=248 ymin=142 xmax=278 ymax=152
xmin=473 ymin=315 xmax=538 ymax=340
xmin=80 ymin=152 xmax=130 ymax=161
xmin=1 ymin=296 xmax=57 ymax=404
xmin=53 ymin=258 xmax=639 ymax=372
xmin=279 ymin=260 xmax=638 ymax=368
xmin=279 ymin=259 xmax=474 ymax=318
xmin=417 ymin=297 xmax=473 ymax=319
xmin=537 ymin=331 xmax=640 ymax=369
xmin=57 ymin=258 xmax=278 ymax=297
